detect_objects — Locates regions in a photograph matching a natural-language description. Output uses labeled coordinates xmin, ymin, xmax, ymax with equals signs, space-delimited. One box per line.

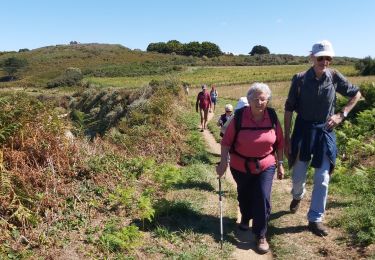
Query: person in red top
xmin=195 ymin=84 xmax=212 ymax=131
xmin=216 ymin=82 xmax=284 ymax=254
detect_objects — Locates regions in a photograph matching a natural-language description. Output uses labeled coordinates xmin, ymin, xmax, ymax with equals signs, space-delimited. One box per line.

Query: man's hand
xmin=326 ymin=113 xmax=344 ymax=130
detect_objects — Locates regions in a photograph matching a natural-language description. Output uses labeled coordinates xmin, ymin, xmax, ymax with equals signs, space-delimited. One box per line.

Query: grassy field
xmin=85 ymin=64 xmax=358 ymax=89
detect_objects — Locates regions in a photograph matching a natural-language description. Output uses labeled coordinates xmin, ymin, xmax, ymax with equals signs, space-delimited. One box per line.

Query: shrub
xmin=332 ymin=81 xmax=375 ymax=246
xmin=0 ymin=57 xmax=28 ymax=80
xmin=47 ymin=67 xmax=83 ymax=88
xmin=0 ymin=93 xmax=80 ymax=229
xmin=138 ymin=192 xmax=155 ymax=224
xmin=355 ymin=56 xmax=375 ymax=75
xmin=69 ymin=88 xmax=132 ymax=137
xmin=154 ymin=164 xmax=182 ymax=190
xmin=99 ymin=221 xmax=143 ymax=252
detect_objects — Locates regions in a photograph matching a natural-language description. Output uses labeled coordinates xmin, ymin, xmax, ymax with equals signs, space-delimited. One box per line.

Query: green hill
xmin=0 ymin=44 xmax=180 ymax=85
xmin=0 ymin=43 xmax=359 ymax=89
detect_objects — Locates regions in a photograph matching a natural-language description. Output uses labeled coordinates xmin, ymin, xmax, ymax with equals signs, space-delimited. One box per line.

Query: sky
xmin=1 ymin=0 xmax=374 ymax=58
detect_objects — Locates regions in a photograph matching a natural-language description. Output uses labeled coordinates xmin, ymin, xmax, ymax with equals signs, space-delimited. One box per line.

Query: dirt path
xmin=202 ymin=112 xmax=272 ymax=260
xmin=200 ymin=111 xmax=374 ymax=259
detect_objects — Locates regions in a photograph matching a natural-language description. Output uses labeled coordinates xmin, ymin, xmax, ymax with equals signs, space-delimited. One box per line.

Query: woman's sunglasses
xmin=317 ymin=56 xmax=332 ymax=62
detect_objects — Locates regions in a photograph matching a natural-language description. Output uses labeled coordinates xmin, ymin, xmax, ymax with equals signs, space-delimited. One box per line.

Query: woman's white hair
xmin=246 ymin=82 xmax=272 ymax=100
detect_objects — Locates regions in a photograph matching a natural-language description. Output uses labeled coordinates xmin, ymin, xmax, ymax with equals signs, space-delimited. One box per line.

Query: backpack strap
xmin=266 ymin=107 xmax=279 ymax=151
xmin=231 ymin=107 xmax=245 ymax=150
xmin=266 ymin=107 xmax=278 ymax=130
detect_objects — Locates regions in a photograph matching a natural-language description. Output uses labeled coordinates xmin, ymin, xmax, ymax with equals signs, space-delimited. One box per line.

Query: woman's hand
xmin=216 ymin=162 xmax=227 ymax=178
xmin=277 ymin=164 xmax=285 ymax=180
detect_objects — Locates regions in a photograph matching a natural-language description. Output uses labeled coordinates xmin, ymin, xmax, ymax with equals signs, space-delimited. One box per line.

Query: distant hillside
xmin=0 ymin=43 xmax=359 ymax=88
xmin=0 ymin=44 xmax=177 ymax=85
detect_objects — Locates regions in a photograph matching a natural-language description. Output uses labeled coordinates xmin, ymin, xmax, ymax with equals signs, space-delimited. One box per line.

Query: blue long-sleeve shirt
xmin=285 ymin=67 xmax=359 ymax=172
xmin=285 ymin=67 xmax=359 ymax=122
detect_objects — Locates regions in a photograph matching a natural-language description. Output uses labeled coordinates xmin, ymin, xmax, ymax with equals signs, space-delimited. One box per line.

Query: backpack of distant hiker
xmin=230 ymin=106 xmax=279 ymax=174
xmin=210 ymin=89 xmax=218 ymax=99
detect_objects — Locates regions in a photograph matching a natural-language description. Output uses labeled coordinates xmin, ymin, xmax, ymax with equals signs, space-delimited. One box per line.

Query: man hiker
xmin=284 ymin=40 xmax=361 ymax=236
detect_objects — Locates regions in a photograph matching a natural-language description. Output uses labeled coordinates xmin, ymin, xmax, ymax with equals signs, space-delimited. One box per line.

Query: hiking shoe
xmin=308 ymin=221 xmax=328 ymax=237
xmin=290 ymin=199 xmax=301 ymax=213
xmin=256 ymin=237 xmax=269 ymax=254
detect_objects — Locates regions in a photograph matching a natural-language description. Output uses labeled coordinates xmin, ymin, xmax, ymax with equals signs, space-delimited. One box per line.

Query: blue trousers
xmin=291 ymin=147 xmax=330 ymax=222
xmin=231 ymin=165 xmax=276 ymax=238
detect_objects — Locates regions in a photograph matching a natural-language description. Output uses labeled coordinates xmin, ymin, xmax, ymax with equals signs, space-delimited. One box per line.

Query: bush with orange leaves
xmin=0 ymin=94 xmax=81 ymax=229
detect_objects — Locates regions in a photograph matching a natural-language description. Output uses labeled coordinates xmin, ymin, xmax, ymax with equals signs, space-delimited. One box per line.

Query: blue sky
xmin=1 ymin=0 xmax=374 ymax=58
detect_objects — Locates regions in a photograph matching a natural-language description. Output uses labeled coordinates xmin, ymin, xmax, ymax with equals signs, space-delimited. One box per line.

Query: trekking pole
xmin=218 ymin=177 xmax=223 ymax=249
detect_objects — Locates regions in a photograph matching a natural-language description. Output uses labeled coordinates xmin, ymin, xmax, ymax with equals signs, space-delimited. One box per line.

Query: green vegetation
xmin=249 ymin=45 xmax=270 ymax=56
xmin=84 ymin=61 xmax=185 ymax=78
xmin=330 ymin=82 xmax=375 ymax=246
xmin=99 ymin=221 xmax=143 ymax=253
xmin=0 ymin=57 xmax=28 ymax=80
xmin=0 ymin=79 xmax=238 ymax=259
xmin=86 ymin=65 xmax=358 ymax=89
xmin=355 ymin=56 xmax=375 ymax=75
xmin=47 ymin=67 xmax=83 ymax=88
xmin=0 ymin=43 xmax=358 ymax=89
xmin=0 ymin=42 xmax=374 ymax=258
xmin=147 ymin=40 xmax=223 ymax=57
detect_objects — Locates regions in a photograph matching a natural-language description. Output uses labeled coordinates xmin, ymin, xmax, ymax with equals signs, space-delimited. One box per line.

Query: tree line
xmin=146 ymin=40 xmax=223 ymax=57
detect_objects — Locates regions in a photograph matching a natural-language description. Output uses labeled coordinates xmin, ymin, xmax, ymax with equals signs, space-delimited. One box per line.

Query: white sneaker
xmin=257 ymin=237 xmax=269 ymax=254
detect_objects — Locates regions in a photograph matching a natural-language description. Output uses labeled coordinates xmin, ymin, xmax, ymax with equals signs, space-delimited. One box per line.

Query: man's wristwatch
xmin=278 ymin=160 xmax=284 ymax=166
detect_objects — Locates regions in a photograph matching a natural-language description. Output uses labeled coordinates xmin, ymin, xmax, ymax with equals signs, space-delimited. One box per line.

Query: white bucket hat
xmin=311 ymin=40 xmax=335 ymax=57
xmin=235 ymin=97 xmax=249 ymax=111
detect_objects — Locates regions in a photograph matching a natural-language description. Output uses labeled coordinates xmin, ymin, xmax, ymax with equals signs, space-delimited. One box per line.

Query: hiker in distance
xmin=217 ymin=104 xmax=233 ymax=137
xmin=210 ymin=85 xmax=218 ymax=112
xmin=196 ymin=84 xmax=212 ymax=131
xmin=284 ymin=40 xmax=362 ymax=237
xmin=216 ymin=83 xmax=284 ymax=254
xmin=219 ymin=97 xmax=250 ymax=138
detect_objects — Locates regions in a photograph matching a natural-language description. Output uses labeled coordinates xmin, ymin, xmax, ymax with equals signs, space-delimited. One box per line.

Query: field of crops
xmin=85 ymin=65 xmax=358 ymax=89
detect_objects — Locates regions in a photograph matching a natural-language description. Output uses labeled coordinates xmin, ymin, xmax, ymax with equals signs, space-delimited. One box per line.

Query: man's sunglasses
xmin=317 ymin=56 xmax=332 ymax=62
